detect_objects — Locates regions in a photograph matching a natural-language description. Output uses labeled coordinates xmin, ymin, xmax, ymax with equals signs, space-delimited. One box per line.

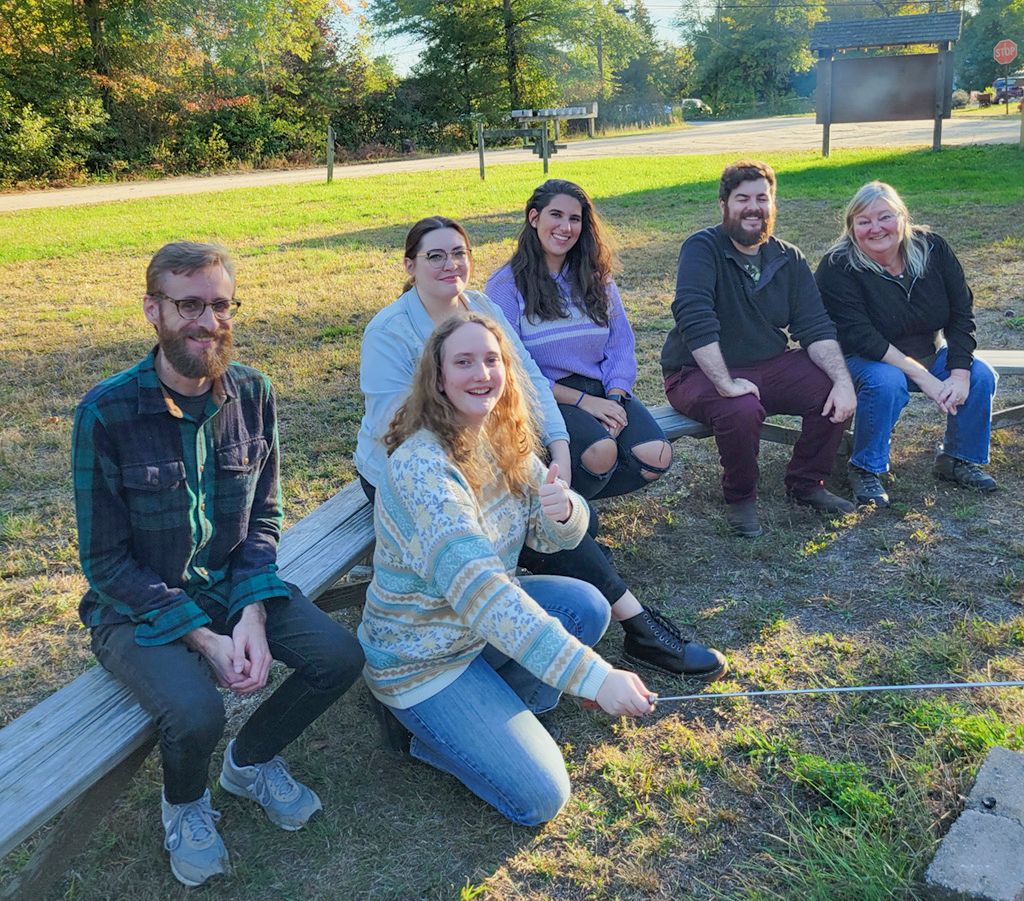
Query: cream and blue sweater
xmin=358 ymin=430 xmax=614 ymax=709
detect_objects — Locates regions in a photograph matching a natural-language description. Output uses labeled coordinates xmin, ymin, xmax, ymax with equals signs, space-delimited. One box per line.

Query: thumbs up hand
xmin=539 ymin=462 xmax=572 ymax=523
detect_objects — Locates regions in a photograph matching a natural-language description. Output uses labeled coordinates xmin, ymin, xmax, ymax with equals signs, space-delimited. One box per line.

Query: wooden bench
xmin=4 ymin=349 xmax=1022 ymax=898
xmin=0 ymin=480 xmax=374 ymax=900
xmin=648 ymin=348 xmax=1024 ymax=452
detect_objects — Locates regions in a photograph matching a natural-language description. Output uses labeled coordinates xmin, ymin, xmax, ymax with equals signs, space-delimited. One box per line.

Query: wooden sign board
xmin=817 ymin=54 xmax=953 ymax=124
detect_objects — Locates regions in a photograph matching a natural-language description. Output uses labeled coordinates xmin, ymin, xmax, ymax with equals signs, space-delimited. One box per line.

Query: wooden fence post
xmin=477 ymin=123 xmax=485 ymax=180
xmin=326 ymin=125 xmax=334 ymax=183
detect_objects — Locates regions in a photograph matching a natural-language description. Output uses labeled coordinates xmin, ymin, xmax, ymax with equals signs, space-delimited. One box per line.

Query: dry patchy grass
xmin=1 ymin=147 xmax=1023 ymax=898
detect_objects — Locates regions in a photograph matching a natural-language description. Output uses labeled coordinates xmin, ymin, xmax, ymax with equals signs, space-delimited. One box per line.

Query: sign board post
xmin=326 ymin=125 xmax=334 ymax=184
xmin=994 ymin=39 xmax=1018 ymax=115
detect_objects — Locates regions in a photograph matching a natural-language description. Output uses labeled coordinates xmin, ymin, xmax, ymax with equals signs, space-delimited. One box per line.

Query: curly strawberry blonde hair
xmin=384 ymin=313 xmax=540 ymax=494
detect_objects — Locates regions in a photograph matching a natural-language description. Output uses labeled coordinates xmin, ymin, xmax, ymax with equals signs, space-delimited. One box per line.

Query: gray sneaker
xmin=219 ymin=739 xmax=322 ymax=831
xmin=161 ymin=788 xmax=229 ymax=887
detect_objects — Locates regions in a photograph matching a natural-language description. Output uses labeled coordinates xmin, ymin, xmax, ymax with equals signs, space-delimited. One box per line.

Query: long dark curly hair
xmin=508 ymin=179 xmax=616 ymax=327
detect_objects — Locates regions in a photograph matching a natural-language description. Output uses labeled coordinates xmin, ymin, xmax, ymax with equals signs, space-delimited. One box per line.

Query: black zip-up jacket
xmin=814 ymin=233 xmax=976 ymax=372
xmin=661 ymin=225 xmax=838 ymax=377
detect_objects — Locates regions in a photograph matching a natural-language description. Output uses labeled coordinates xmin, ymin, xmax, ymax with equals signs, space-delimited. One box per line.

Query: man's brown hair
xmin=719 ymin=160 xmax=776 ymax=203
xmin=146 ymin=242 xmax=236 ymax=295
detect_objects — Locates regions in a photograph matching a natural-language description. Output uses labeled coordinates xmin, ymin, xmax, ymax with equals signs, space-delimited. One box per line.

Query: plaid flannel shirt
xmin=72 ymin=349 xmax=290 ymax=645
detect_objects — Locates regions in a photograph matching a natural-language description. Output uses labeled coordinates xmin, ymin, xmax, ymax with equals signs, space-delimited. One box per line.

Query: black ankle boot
xmin=621 ymin=608 xmax=727 ymax=681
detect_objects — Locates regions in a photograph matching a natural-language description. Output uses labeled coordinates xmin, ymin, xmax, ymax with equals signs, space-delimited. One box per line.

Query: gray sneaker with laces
xmin=219 ymin=739 xmax=322 ymax=831
xmin=161 ymin=788 xmax=229 ymax=887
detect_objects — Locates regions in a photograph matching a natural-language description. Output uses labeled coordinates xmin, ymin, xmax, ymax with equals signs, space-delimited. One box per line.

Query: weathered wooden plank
xmin=0 ymin=667 xmax=155 ymax=859
xmin=279 ymin=505 xmax=375 ymax=601
xmin=649 ymin=404 xmax=712 ymax=441
xmin=1 ymin=741 xmax=153 ymax=901
xmin=649 ymin=404 xmax=856 ymax=456
xmin=277 ymin=480 xmax=370 ymax=572
xmin=992 ymin=403 xmax=1024 ymax=430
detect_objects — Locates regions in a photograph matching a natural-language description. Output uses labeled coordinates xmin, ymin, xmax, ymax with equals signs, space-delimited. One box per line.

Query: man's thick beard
xmin=723 ymin=207 xmax=776 ymax=247
xmin=160 ymin=327 xmax=233 ymax=380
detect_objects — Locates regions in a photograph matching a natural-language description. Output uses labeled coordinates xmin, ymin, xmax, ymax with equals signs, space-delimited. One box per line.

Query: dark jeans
xmin=359 ymin=474 xmax=628 ymax=608
xmin=664 ymin=349 xmax=848 ymax=504
xmin=91 ymin=583 xmax=363 ymax=805
xmin=557 ymin=375 xmax=672 ymax=500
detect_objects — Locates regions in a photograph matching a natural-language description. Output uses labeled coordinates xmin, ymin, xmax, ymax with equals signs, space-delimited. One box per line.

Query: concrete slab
xmin=965 ymin=746 xmax=1024 ymax=829
xmin=924 ymin=809 xmax=1024 ymax=901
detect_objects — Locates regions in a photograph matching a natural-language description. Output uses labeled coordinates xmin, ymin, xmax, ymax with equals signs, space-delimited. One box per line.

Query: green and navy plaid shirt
xmin=72 ymin=349 xmax=290 ymax=645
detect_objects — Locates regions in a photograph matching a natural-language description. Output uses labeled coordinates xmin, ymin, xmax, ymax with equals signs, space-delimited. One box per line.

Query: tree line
xmin=0 ymin=0 xmax=1019 ymax=186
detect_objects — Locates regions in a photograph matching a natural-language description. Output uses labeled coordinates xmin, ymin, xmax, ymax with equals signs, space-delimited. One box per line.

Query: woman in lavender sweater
xmin=486 ymin=179 xmax=672 ymax=500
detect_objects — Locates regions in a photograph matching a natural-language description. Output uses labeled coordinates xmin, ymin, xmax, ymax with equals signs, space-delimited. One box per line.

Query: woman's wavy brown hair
xmin=384 ymin=313 xmax=540 ymax=494
xmin=508 ymin=179 xmax=616 ymax=326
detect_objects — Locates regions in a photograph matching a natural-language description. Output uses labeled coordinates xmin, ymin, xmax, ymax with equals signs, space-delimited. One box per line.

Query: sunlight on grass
xmin=2 ymin=145 xmax=1024 ymax=898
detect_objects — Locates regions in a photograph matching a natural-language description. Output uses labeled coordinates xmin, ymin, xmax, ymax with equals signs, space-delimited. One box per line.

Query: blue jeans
xmin=386 ymin=575 xmax=610 ymax=826
xmin=845 ymin=348 xmax=998 ymax=474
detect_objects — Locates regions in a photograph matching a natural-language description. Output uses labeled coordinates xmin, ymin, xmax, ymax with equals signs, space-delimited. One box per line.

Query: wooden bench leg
xmin=756 ymin=422 xmax=853 ymax=458
xmin=317 ymin=581 xmax=370 ymax=613
xmin=2 ymin=739 xmax=155 ymax=901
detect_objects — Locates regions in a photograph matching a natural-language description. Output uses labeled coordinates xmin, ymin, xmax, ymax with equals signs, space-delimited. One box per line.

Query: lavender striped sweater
xmin=485 ymin=265 xmax=638 ymax=395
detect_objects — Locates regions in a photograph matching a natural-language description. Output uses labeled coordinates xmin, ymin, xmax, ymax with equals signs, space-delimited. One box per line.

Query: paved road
xmin=1 ymin=115 xmax=1018 ymax=213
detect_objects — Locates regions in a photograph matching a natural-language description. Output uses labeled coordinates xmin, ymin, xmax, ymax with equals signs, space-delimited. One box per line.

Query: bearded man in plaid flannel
xmin=72 ymin=241 xmax=362 ymax=887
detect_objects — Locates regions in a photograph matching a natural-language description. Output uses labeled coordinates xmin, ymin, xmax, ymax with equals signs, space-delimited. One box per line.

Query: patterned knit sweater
xmin=359 ymin=430 xmax=614 ymax=709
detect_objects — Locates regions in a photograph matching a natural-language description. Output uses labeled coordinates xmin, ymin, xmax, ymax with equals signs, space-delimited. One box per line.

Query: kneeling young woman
xmin=358 ymin=313 xmax=655 ymax=825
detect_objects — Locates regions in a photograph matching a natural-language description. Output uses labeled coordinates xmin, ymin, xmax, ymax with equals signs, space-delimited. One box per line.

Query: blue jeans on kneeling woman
xmin=845 ymin=347 xmax=998 ymax=474
xmin=384 ymin=574 xmax=610 ymax=827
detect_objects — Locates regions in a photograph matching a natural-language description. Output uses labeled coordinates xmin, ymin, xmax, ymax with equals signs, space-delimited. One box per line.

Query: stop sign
xmin=994 ymin=39 xmax=1018 ymax=65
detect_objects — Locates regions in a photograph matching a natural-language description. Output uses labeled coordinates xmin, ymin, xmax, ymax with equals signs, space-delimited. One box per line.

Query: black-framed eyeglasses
xmin=150 ymin=292 xmax=241 ymax=321
xmin=416 ymin=248 xmax=471 ymax=270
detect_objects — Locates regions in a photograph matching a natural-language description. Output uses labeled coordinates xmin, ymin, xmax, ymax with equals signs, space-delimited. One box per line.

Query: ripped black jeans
xmin=557 ymin=375 xmax=672 ymax=500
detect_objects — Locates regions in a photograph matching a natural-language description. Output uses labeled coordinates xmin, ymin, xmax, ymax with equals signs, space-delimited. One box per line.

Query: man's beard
xmin=159 ymin=326 xmax=233 ymax=380
xmin=723 ymin=206 xmax=776 ymax=247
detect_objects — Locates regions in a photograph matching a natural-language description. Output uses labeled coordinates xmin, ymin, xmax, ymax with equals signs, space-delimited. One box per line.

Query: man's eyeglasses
xmin=416 ymin=248 xmax=470 ymax=270
xmin=150 ymin=292 xmax=241 ymax=321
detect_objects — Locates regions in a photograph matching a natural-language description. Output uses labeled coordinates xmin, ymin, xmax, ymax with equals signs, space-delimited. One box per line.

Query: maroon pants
xmin=664 ymin=349 xmax=847 ymax=504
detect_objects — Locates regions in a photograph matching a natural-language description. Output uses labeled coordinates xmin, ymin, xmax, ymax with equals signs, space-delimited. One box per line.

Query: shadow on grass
xmin=277 ymin=146 xmax=1023 ymax=268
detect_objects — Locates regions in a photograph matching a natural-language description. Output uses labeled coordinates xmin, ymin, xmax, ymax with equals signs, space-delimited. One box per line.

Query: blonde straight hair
xmin=384 ymin=313 xmax=540 ymax=495
xmin=826 ymin=181 xmax=931 ymax=279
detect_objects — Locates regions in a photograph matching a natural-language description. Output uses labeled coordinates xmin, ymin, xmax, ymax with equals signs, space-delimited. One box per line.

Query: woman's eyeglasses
xmin=416 ymin=248 xmax=470 ymax=270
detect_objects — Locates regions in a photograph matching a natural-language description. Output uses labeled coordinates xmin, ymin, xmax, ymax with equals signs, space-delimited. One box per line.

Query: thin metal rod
xmin=654 ymin=680 xmax=1024 ymax=704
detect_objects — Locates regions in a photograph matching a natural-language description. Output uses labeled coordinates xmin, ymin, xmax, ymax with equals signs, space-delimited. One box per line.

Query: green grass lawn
xmin=2 ymin=145 xmax=1024 ymax=899
xmin=953 ymin=103 xmax=1024 ymax=117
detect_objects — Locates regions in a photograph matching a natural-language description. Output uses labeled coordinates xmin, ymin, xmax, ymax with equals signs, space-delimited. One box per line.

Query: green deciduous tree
xmin=956 ymin=0 xmax=1024 ymax=91
xmin=679 ymin=0 xmax=826 ymax=109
